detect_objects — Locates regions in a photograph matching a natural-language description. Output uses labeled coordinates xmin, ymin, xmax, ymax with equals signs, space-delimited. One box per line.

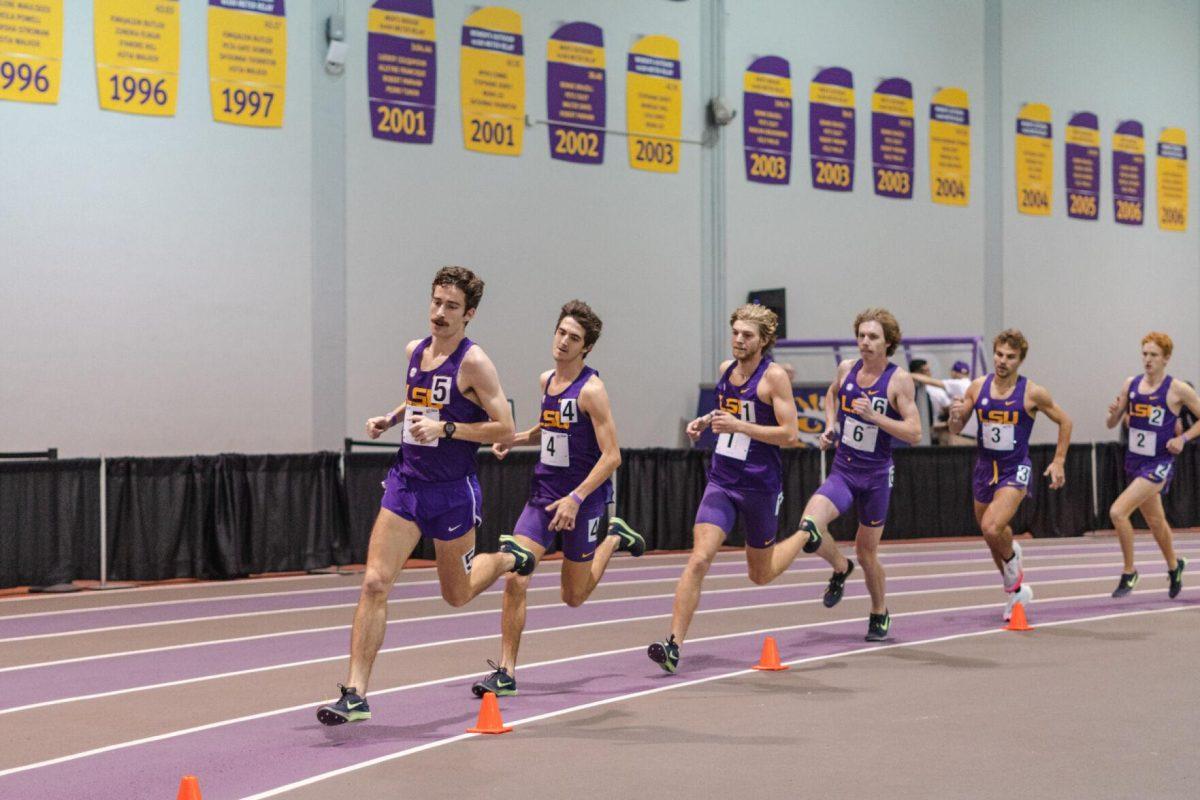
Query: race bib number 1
xmin=714 ymin=430 xmax=751 ymax=461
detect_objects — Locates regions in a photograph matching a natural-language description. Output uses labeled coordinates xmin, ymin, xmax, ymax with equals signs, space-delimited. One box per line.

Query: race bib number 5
xmin=403 ymin=407 xmax=440 ymax=447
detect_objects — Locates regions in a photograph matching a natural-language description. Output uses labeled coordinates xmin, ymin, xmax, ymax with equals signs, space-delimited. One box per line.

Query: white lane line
xmin=2 ymin=542 xmax=1190 ymax=642
xmin=2 ymin=536 xmax=1184 ymax=619
xmin=0 ymin=550 xmax=1153 ymax=646
xmin=237 ymin=600 xmax=1200 ymax=799
xmin=1 ymin=578 xmax=1187 ymax=716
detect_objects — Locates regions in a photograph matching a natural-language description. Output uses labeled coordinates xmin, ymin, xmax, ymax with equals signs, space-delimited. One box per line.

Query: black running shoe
xmin=865 ymin=610 xmax=891 ymax=642
xmin=471 ymin=660 xmax=517 ymax=697
xmin=500 ymin=536 xmax=537 ymax=576
xmin=823 ymin=560 xmax=855 ymax=608
xmin=647 ymin=635 xmax=680 ymax=674
xmin=608 ymin=517 xmax=646 ymax=557
xmin=316 ymin=684 xmax=371 ymax=726
xmin=799 ymin=517 xmax=823 ymax=554
xmin=1111 ymin=571 xmax=1139 ymax=598
xmin=1169 ymin=558 xmax=1187 ymax=599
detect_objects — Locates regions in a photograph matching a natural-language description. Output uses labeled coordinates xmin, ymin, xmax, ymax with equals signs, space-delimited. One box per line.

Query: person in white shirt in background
xmin=911 ymin=359 xmax=976 ymax=445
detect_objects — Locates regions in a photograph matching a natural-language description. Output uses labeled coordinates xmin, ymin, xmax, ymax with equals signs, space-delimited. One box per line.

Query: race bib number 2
xmin=1130 ymin=429 xmax=1157 ymax=456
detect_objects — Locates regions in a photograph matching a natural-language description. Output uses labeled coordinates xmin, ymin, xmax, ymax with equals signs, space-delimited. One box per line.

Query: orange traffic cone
xmin=467 ymin=692 xmax=513 ymax=734
xmin=176 ymin=775 xmax=202 ymax=800
xmin=751 ymin=636 xmax=789 ymax=671
xmin=1005 ymin=601 xmax=1033 ymax=631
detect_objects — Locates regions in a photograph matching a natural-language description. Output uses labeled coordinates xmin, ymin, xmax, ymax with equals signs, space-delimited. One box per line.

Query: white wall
xmin=1 ymin=2 xmax=317 ymax=456
xmin=722 ymin=0 xmax=987 ymax=358
xmin=1002 ymin=0 xmax=1200 ymax=441
xmin=344 ymin=0 xmax=705 ymax=447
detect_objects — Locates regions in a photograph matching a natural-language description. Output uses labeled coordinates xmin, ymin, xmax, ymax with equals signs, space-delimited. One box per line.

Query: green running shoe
xmin=1111 ymin=571 xmax=1139 ymax=598
xmin=1169 ymin=558 xmax=1187 ymax=599
xmin=608 ymin=517 xmax=646 ymax=557
xmin=471 ymin=660 xmax=517 ymax=697
xmin=316 ymin=684 xmax=371 ymax=726
xmin=865 ymin=610 xmax=891 ymax=642
xmin=648 ymin=635 xmax=680 ymax=674
xmin=500 ymin=536 xmax=537 ymax=576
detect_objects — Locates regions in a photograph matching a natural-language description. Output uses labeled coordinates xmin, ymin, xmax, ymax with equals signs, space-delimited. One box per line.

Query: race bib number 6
xmin=841 ymin=417 xmax=879 ymax=452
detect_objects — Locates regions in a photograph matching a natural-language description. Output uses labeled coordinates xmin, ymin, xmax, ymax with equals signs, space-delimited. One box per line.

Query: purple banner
xmin=461 ymin=26 xmax=523 ymax=55
xmin=742 ymin=55 xmax=792 ymax=185
xmin=1064 ymin=111 xmax=1098 ymax=220
xmin=871 ymin=77 xmax=913 ymax=199
xmin=368 ymin=0 xmax=436 ymax=144
xmin=546 ymin=22 xmax=605 ymax=165
xmin=809 ymin=66 xmax=854 ymax=192
xmin=1113 ymin=119 xmax=1145 ymax=226
xmin=209 ymin=0 xmax=285 ymax=15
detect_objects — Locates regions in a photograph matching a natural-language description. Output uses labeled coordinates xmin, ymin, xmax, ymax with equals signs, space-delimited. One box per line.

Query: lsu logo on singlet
xmin=1129 ymin=403 xmax=1166 ymax=424
xmin=977 ymin=408 xmax=1019 ymax=425
xmin=408 ymin=376 xmax=453 ymax=409
xmin=719 ymin=395 xmax=756 ymax=423
xmin=541 ymin=398 xmax=579 ymax=430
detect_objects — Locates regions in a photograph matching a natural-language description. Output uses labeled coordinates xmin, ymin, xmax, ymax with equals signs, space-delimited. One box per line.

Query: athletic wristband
xmin=569 ymin=491 xmax=584 ymax=505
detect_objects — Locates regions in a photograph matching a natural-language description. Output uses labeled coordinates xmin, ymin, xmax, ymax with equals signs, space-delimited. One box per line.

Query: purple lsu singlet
xmin=1126 ymin=374 xmax=1178 ymax=462
xmin=708 ymin=357 xmax=782 ymax=494
xmin=974 ymin=374 xmax=1036 ymax=470
xmin=834 ymin=360 xmax=902 ymax=471
xmin=530 ymin=366 xmax=612 ymax=506
xmin=398 ymin=336 xmax=488 ymax=483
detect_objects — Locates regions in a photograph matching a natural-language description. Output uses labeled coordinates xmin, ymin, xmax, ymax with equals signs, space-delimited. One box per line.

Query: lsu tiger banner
xmin=0 ymin=0 xmax=62 ymax=104
xmin=208 ymin=0 xmax=287 ymax=128
xmin=368 ymin=0 xmax=436 ymax=144
xmin=1064 ymin=111 xmax=1099 ymax=220
xmin=871 ymin=77 xmax=913 ymax=199
xmin=929 ymin=87 xmax=969 ymax=205
xmin=1157 ymin=127 xmax=1187 ymax=232
xmin=460 ymin=6 xmax=524 ymax=156
xmin=809 ymin=66 xmax=854 ymax=191
xmin=1112 ymin=120 xmax=1145 ymax=226
xmin=94 ymin=0 xmax=179 ymax=116
xmin=546 ymin=21 xmax=605 ymax=165
xmin=626 ymin=34 xmax=682 ymax=173
xmin=742 ymin=55 xmax=792 ymax=185
xmin=1015 ymin=103 xmax=1052 ymax=215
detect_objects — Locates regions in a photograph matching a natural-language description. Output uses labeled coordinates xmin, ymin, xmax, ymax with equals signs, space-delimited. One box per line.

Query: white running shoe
xmin=1001 ymin=541 xmax=1024 ymax=592
xmin=1004 ymin=583 xmax=1034 ymax=621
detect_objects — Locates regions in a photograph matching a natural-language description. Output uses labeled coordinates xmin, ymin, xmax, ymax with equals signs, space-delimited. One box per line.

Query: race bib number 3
xmin=541 ymin=430 xmax=569 ymax=466
xmin=841 ymin=417 xmax=879 ymax=452
xmin=403 ymin=407 xmax=440 ymax=447
xmin=1130 ymin=429 xmax=1157 ymax=456
xmin=982 ymin=423 xmax=1015 ymax=451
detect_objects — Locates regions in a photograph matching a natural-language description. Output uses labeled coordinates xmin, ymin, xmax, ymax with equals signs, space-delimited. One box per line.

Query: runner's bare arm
xmin=711 ymin=363 xmax=797 ymax=447
xmin=1105 ymin=377 xmax=1132 ymax=429
xmin=367 ymin=338 xmax=422 ymax=439
xmin=1030 ymin=382 xmax=1072 ymax=489
xmin=439 ymin=346 xmax=515 ymax=444
xmin=948 ymin=376 xmax=985 ymax=436
xmin=1168 ymin=380 xmax=1200 ymax=453
xmin=862 ymin=369 xmax=921 ymax=444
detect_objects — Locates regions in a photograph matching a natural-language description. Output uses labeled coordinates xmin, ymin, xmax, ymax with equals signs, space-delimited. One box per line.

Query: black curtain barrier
xmin=107 ymin=453 xmax=346 ymax=581
xmin=0 ymin=459 xmax=99 ymax=589
xmin=342 ymin=449 xmax=538 ymax=563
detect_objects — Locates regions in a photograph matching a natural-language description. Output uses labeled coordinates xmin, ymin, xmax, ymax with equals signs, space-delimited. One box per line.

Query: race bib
xmin=541 ymin=430 xmax=569 ymax=466
xmin=715 ymin=430 xmax=751 ymax=461
xmin=402 ymin=407 xmax=440 ymax=447
xmin=841 ymin=417 xmax=879 ymax=452
xmin=1129 ymin=429 xmax=1157 ymax=456
xmin=982 ymin=423 xmax=1015 ymax=451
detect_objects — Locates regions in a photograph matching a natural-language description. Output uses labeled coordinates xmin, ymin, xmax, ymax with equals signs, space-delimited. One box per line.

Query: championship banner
xmin=808 ymin=66 xmax=854 ymax=191
xmin=742 ymin=55 xmax=792 ymax=185
xmin=1015 ymin=102 xmax=1052 ymax=215
xmin=546 ymin=21 xmax=605 ymax=165
xmin=695 ymin=384 xmax=827 ymax=449
xmin=871 ymin=77 xmax=913 ymax=199
xmin=94 ymin=0 xmax=179 ymax=116
xmin=1064 ymin=111 xmax=1099 ymax=220
xmin=929 ymin=87 xmax=969 ymax=206
xmin=1157 ymin=127 xmax=1187 ymax=232
xmin=626 ymin=34 xmax=681 ymax=173
xmin=368 ymin=0 xmax=435 ymax=144
xmin=207 ymin=0 xmax=286 ymax=128
xmin=0 ymin=0 xmax=62 ymax=104
xmin=460 ymin=6 xmax=524 ymax=156
xmin=1112 ymin=119 xmax=1145 ymax=226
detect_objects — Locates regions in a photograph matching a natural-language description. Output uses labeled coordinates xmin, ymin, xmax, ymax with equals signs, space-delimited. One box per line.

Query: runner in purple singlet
xmin=794 ymin=308 xmax=922 ymax=642
xmin=949 ymin=329 xmax=1073 ymax=621
xmin=1104 ymin=332 xmax=1200 ymax=599
xmin=470 ymin=301 xmax=645 ymax=697
xmin=318 ymin=266 xmax=528 ymax=726
xmin=648 ymin=304 xmax=801 ymax=674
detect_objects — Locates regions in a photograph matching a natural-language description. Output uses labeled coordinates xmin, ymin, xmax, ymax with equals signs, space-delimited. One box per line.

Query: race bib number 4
xmin=841 ymin=417 xmax=879 ymax=452
xmin=982 ymin=423 xmax=1015 ymax=451
xmin=403 ymin=407 xmax=440 ymax=447
xmin=1130 ymin=429 xmax=1157 ymax=456
xmin=541 ymin=430 xmax=569 ymax=466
